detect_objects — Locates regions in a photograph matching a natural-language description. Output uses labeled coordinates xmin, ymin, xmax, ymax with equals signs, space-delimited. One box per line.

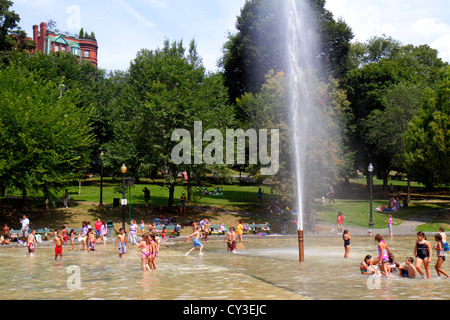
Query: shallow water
xmin=0 ymin=236 xmax=449 ymax=300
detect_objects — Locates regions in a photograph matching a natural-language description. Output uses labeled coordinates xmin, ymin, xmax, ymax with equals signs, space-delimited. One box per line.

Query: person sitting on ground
xmin=398 ymin=257 xmax=417 ymax=278
xmin=360 ymin=255 xmax=379 ymax=275
xmin=386 ymin=253 xmax=400 ymax=273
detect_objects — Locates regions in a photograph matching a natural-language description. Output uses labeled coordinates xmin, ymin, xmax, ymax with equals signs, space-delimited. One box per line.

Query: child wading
xmin=185 ymin=226 xmax=204 ymax=256
xmin=115 ymin=228 xmax=128 ymax=259
xmin=52 ymin=231 xmax=64 ymax=260
xmin=434 ymin=233 xmax=449 ymax=278
xmin=224 ymin=227 xmax=237 ymax=253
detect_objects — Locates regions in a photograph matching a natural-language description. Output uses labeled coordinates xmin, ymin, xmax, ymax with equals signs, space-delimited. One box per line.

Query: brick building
xmin=32 ymin=22 xmax=98 ymax=67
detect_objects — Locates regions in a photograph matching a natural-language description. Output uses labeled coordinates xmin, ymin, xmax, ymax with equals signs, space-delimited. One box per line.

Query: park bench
xmin=247 ymin=223 xmax=271 ymax=234
xmin=209 ymin=224 xmax=228 ymax=235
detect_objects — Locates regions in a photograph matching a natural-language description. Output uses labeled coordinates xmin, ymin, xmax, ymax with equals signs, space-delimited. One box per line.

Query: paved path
xmin=308 ymin=207 xmax=449 ymax=238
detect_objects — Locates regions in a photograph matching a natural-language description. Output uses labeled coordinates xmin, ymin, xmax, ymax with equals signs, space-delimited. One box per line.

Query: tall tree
xmin=105 ymin=40 xmax=234 ymax=209
xmin=221 ymin=0 xmax=353 ymax=105
xmin=0 ymin=64 xmax=94 ymax=207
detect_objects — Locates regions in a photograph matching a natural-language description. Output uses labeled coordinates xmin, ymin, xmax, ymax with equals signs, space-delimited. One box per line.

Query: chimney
xmin=32 ymin=25 xmax=39 ymax=52
xmin=39 ymin=22 xmax=47 ymax=53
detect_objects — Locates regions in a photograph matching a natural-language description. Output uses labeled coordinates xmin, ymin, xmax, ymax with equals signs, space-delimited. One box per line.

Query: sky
xmin=10 ymin=0 xmax=450 ymax=72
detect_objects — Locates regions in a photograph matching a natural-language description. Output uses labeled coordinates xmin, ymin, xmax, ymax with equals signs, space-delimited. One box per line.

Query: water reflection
xmin=0 ymin=236 xmax=449 ymax=300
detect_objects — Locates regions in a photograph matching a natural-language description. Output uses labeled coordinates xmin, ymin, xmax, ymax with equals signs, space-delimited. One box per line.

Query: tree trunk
xmin=407 ymin=176 xmax=411 ymax=204
xmin=22 ymin=187 xmax=29 ymax=211
xmin=168 ymin=183 xmax=175 ymax=210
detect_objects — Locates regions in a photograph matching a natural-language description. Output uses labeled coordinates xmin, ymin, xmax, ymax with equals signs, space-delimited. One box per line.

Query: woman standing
xmin=414 ymin=231 xmax=432 ymax=279
xmin=236 ymin=220 xmax=244 ymax=243
xmin=343 ymin=230 xmax=351 ymax=258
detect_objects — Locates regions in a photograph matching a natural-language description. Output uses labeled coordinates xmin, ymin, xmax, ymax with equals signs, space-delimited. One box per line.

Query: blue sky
xmin=11 ymin=0 xmax=450 ymax=72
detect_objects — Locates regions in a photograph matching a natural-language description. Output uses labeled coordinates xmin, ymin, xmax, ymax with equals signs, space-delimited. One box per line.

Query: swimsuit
xmin=28 ymin=242 xmax=35 ymax=253
xmin=377 ymin=241 xmax=389 ymax=262
xmin=416 ymin=242 xmax=429 ymax=260
xmin=55 ymin=245 xmax=63 ymax=256
xmin=118 ymin=241 xmax=126 ymax=254
xmin=88 ymin=239 xmax=95 ymax=251
xmin=193 ymin=238 xmax=203 ymax=248
xmin=343 ymin=235 xmax=350 ymax=247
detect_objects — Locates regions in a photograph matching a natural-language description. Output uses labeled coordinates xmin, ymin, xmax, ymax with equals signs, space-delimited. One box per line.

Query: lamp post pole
xmin=99 ymin=151 xmax=104 ymax=206
xmin=368 ymin=163 xmax=374 ymax=228
xmin=121 ymin=164 xmax=127 ymax=230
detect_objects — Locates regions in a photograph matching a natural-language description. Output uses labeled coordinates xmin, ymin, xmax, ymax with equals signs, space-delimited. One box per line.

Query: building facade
xmin=32 ymin=22 xmax=98 ymax=67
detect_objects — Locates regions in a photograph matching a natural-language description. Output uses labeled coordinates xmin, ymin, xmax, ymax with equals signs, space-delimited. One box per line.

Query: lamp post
xmin=121 ymin=164 xmax=127 ymax=230
xmin=368 ymin=163 xmax=374 ymax=228
xmin=99 ymin=151 xmax=104 ymax=206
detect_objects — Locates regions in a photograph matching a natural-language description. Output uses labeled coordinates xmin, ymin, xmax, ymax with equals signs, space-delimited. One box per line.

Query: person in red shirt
xmin=94 ymin=219 xmax=103 ymax=239
xmin=337 ymin=212 xmax=344 ymax=235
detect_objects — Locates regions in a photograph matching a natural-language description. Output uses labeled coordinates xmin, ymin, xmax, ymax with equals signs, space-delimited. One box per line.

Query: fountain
xmin=285 ymin=0 xmax=322 ymax=262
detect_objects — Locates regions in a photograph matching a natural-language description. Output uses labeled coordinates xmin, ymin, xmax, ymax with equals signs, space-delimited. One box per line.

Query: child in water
xmin=52 ymin=231 xmax=64 ymax=260
xmin=185 ymin=226 xmax=204 ymax=256
xmin=360 ymin=255 xmax=379 ymax=275
xmin=434 ymin=234 xmax=449 ymax=278
xmin=343 ymin=230 xmax=351 ymax=258
xmin=398 ymin=257 xmax=417 ymax=278
xmin=414 ymin=231 xmax=432 ymax=279
xmin=115 ymin=228 xmax=128 ymax=259
xmin=372 ymin=234 xmax=391 ymax=276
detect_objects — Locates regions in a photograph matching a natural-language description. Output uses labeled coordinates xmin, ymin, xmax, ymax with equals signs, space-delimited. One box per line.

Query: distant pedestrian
xmin=63 ymin=190 xmax=69 ymax=208
xmin=143 ymin=187 xmax=151 ymax=207
xmin=19 ymin=215 xmax=30 ymax=245
xmin=2 ymin=224 xmax=10 ymax=245
xmin=257 ymin=188 xmax=263 ymax=204
xmin=52 ymin=231 xmax=63 ymax=260
xmin=180 ymin=192 xmax=186 ymax=214
xmin=327 ymin=186 xmax=335 ymax=204
xmin=388 ymin=215 xmax=393 ymax=239
xmin=236 ymin=220 xmax=244 ymax=243
xmin=337 ymin=212 xmax=344 ymax=235
xmin=27 ymin=230 xmax=37 ymax=254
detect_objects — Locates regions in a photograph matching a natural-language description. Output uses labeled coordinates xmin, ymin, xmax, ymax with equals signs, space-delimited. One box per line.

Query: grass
xmin=1 ymin=177 xmax=448 ymax=234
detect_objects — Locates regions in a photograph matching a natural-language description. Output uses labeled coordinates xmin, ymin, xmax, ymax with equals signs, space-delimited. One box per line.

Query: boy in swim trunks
xmin=52 ymin=231 xmax=64 ymax=260
xmin=224 ymin=227 xmax=237 ymax=253
xmin=115 ymin=228 xmax=128 ymax=259
xmin=398 ymin=257 xmax=417 ymax=278
xmin=185 ymin=226 xmax=203 ymax=256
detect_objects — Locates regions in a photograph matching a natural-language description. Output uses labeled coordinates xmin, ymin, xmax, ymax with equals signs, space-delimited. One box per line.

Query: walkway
xmin=310 ymin=207 xmax=449 ymax=238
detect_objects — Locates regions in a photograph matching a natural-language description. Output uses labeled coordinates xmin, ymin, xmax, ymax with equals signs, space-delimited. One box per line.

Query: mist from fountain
xmin=285 ymin=0 xmax=322 ymax=232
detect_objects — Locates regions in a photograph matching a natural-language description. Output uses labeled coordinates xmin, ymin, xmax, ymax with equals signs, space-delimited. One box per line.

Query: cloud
xmin=432 ymin=34 xmax=450 ymax=63
xmin=111 ymin=0 xmax=154 ymax=28
xmin=411 ymin=18 xmax=450 ymax=39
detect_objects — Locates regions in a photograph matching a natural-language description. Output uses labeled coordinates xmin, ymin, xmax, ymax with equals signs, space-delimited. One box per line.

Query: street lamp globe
xmin=121 ymin=164 xmax=127 ymax=174
xmin=368 ymin=163 xmax=374 ymax=173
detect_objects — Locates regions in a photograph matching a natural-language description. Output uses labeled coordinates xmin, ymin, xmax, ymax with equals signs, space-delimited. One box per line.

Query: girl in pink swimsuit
xmin=138 ymin=235 xmax=152 ymax=271
xmin=373 ymin=234 xmax=391 ymax=276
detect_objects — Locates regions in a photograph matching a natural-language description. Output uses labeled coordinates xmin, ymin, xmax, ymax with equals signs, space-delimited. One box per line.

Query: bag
xmin=444 ymin=242 xmax=449 ymax=252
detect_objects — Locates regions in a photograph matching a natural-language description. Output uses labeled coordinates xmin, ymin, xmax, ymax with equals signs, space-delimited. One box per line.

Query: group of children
xmin=360 ymin=229 xmax=450 ymax=279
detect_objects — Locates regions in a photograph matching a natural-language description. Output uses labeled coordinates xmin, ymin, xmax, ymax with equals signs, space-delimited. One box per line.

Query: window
xmin=84 ymin=50 xmax=90 ymax=58
xmin=72 ymin=47 xmax=80 ymax=55
xmin=61 ymin=46 xmax=66 ymax=52
xmin=55 ymin=44 xmax=59 ymax=52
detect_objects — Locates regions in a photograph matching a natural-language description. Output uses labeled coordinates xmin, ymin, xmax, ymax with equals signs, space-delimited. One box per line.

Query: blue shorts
xmin=193 ymin=238 xmax=203 ymax=248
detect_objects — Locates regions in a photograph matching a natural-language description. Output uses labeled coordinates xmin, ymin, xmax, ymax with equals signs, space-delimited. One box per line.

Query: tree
xmin=0 ymin=0 xmax=21 ymax=51
xmin=105 ymin=39 xmax=234 ymax=209
xmin=238 ymin=70 xmax=353 ymax=204
xmin=345 ymin=39 xmax=448 ymax=191
xmin=0 ymin=64 xmax=95 ymax=208
xmin=403 ymin=67 xmax=450 ymax=189
xmin=221 ymin=0 xmax=354 ymax=105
